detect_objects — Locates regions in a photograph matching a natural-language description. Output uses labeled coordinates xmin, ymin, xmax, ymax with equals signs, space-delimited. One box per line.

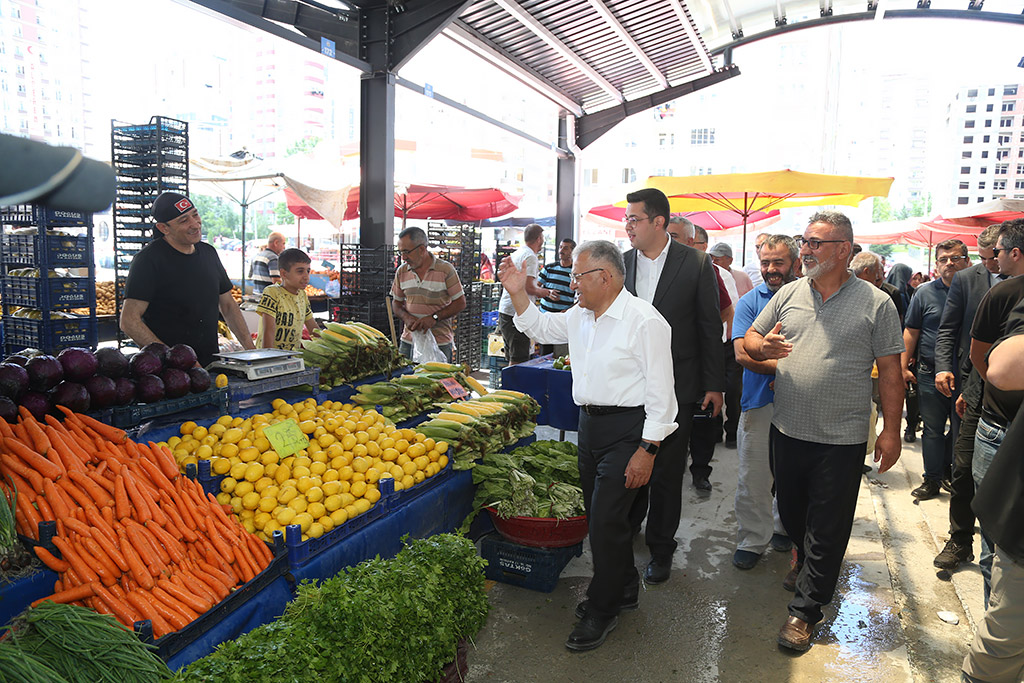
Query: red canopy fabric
xmin=284 ymin=187 xmax=325 ymax=220
xmin=857 ymin=226 xmax=979 ymax=249
xmin=285 ymin=183 xmax=520 ymax=223
xmin=586 ymin=204 xmax=780 ymax=231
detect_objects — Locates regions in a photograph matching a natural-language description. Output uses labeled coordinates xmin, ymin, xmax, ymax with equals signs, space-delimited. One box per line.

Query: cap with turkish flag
xmin=151 ymin=191 xmax=195 ymax=223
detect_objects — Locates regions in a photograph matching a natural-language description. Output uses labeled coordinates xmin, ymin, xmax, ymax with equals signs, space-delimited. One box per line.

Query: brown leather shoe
xmin=782 ymin=563 xmax=801 ymax=592
xmin=777 ymin=615 xmax=812 ymax=651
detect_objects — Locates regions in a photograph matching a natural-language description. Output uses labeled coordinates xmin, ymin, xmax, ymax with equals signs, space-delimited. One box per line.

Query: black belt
xmin=580 ymin=404 xmax=643 ymax=416
xmin=981 ymin=409 xmax=1009 ymax=431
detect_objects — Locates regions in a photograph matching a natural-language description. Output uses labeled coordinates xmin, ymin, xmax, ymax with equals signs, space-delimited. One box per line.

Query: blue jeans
xmin=917 ymin=367 xmax=953 ymax=481
xmin=973 ymin=416 xmax=1006 ymax=608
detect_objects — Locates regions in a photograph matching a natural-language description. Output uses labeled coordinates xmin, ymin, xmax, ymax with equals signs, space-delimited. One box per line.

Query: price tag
xmin=321 ymin=260 xmax=335 ymax=270
xmin=263 ymin=420 xmax=311 ymax=458
xmin=321 ymin=37 xmax=336 ymax=59
xmin=439 ymin=377 xmax=469 ymax=400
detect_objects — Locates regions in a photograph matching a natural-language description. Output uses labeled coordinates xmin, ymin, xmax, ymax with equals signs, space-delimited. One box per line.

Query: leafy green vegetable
xmin=471 ymin=440 xmax=584 ymax=519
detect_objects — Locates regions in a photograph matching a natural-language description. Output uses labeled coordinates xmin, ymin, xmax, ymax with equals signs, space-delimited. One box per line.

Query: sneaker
xmin=911 ymin=479 xmax=941 ymax=500
xmin=933 ymin=540 xmax=974 ymax=570
xmin=732 ymin=549 xmax=760 ymax=570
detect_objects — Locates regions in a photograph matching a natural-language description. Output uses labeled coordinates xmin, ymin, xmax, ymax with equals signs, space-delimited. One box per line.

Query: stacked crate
xmin=329 ymin=245 xmax=399 ymax=334
xmin=427 ymin=224 xmax=482 ymax=371
xmin=110 ymin=116 xmax=189 ymax=344
xmin=0 ymin=205 xmax=97 ymax=354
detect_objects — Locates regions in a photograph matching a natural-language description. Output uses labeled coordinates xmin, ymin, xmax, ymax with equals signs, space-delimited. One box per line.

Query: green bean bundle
xmin=0 ymin=641 xmax=69 ymax=683
xmin=7 ymin=602 xmax=171 ymax=682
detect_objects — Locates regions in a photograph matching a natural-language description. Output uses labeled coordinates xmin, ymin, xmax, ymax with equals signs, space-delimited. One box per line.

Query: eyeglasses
xmin=992 ymin=247 xmax=1013 ymax=257
xmin=570 ymin=268 xmax=605 ymax=283
xmin=398 ymin=244 xmax=425 ymax=256
xmin=622 ymin=215 xmax=650 ymax=227
xmin=936 ymin=255 xmax=968 ymax=264
xmin=797 ymin=237 xmax=846 ymax=250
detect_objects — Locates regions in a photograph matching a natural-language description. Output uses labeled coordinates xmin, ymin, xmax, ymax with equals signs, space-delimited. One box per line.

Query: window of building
xmin=1018 ymin=164 xmax=1024 ymax=174
xmin=998 ymin=149 xmax=1011 ymax=160
xmin=987 ymin=104 xmax=995 ymax=112
xmin=981 ymin=167 xmax=988 ymax=174
xmin=999 ymin=134 xmax=1012 ymax=144
xmin=1003 ymin=102 xmax=1016 ymax=112
xmin=964 ymin=136 xmax=974 ymax=144
xmin=989 ymin=88 xmax=996 ymax=96
xmin=621 ymin=168 xmax=636 ymax=183
xmin=995 ymin=180 xmax=1007 ymax=190
xmin=958 ymin=197 xmax=970 ymax=204
xmin=1006 ymin=85 xmax=1019 ymax=96
xmin=963 ymin=151 xmax=973 ymax=159
xmin=959 ymin=181 xmax=970 ymax=189
xmin=690 ymin=128 xmax=715 ymax=145
xmin=984 ymin=135 xmax=991 ymax=143
xmin=961 ymin=166 xmax=971 ymax=174
xmin=982 ymin=151 xmax=990 ymax=158
xmin=979 ymin=182 xmax=986 ymax=190
xmin=996 ymin=163 xmax=1009 ymax=175
xmin=1002 ymin=117 xmax=1014 ymax=128
xmin=967 ymin=105 xmax=977 ymax=113
xmin=1016 ymin=180 xmax=1024 ymax=190
xmin=965 ymin=120 xmax=975 ymax=128
xmin=968 ymin=89 xmax=978 ymax=98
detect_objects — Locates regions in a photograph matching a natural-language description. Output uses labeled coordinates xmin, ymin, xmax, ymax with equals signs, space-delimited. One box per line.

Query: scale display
xmin=207 ymin=349 xmax=305 ymax=381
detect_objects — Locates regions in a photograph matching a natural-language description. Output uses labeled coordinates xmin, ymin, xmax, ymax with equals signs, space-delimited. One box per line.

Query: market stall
xmin=500 ymin=355 xmax=578 ymax=433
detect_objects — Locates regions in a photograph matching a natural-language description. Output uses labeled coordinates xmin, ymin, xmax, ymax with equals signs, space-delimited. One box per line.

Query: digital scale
xmin=207 ymin=349 xmax=305 ymax=381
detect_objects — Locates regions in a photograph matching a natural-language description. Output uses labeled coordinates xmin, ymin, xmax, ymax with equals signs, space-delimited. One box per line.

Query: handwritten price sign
xmin=263 ymin=420 xmax=311 ymax=458
xmin=439 ymin=377 xmax=469 ymax=400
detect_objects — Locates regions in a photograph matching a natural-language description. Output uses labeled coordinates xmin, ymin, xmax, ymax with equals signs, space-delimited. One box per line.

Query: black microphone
xmin=0 ymin=133 xmax=115 ymax=213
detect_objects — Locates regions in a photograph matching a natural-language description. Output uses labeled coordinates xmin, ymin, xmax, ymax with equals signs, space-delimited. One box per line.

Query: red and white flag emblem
xmin=175 ymin=198 xmax=193 ymax=211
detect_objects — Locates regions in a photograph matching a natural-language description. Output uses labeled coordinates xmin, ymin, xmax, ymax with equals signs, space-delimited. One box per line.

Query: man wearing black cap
xmin=120 ymin=191 xmax=255 ymax=365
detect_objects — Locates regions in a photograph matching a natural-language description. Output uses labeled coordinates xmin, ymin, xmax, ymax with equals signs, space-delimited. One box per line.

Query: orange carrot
xmin=4 ymin=437 xmax=61 ymax=480
xmin=247 ymin=532 xmax=274 ymax=568
xmin=47 ymin=429 xmax=88 ymax=473
xmin=100 ymin=503 xmax=114 ymax=527
xmin=84 ymin=468 xmax=115 ymax=495
xmin=56 ymin=477 xmax=99 ymax=516
xmin=137 ymin=455 xmax=173 ymax=495
xmin=59 ymin=515 xmax=91 ymax=537
xmin=124 ymin=523 xmax=166 ymax=575
xmin=11 ymin=421 xmax=29 ymax=443
xmin=62 ymin=566 xmax=82 ymax=589
xmin=121 ymin=470 xmax=152 ymax=524
xmin=124 ymin=590 xmax=173 ymax=638
xmin=134 ymin=478 xmax=168 ymax=527
xmin=53 ymin=579 xmax=63 ymax=593
xmin=68 ymin=470 xmax=113 ymax=507
xmin=43 ymin=414 xmax=72 ymax=437
xmin=93 ymin=582 xmax=140 ymax=627
xmin=151 ymin=443 xmax=180 ymax=481
xmin=89 ymin=526 xmax=129 ymax=572
xmin=196 ymin=558 xmax=236 ymax=591
xmin=33 ymin=546 xmax=70 ymax=573
xmin=34 ymin=494 xmax=55 ymax=521
xmin=94 ymin=449 xmax=123 ymax=476
xmin=113 ymin=475 xmax=130 ymax=520
xmin=4 ymin=469 xmax=38 ymax=501
xmin=166 ymin=574 xmax=215 ymax=610
xmin=31 ymin=583 xmax=95 ymax=608
xmin=186 ymin=564 xmax=230 ymax=601
xmin=117 ymin=527 xmax=154 ymax=590
xmin=79 ymin=537 xmax=120 ymax=586
xmin=82 ymin=507 xmax=116 ymax=545
xmin=40 ymin=427 xmax=69 ymax=478
xmin=141 ymin=588 xmax=190 ymax=630
xmin=18 ymin=406 xmax=52 ymax=454
xmin=16 ymin=494 xmax=42 ymax=539
xmin=51 ymin=536 xmax=99 ymax=584
xmin=145 ymin=520 xmax=185 ymax=563
xmin=150 ymin=585 xmax=200 ymax=621
xmin=0 ymin=417 xmax=13 ymax=439
xmin=1 ymin=453 xmax=44 ymax=494
xmin=58 ymin=408 xmax=127 ymax=444
xmin=157 ymin=491 xmax=192 ymax=542
xmin=125 ymin=519 xmax=171 ymax=565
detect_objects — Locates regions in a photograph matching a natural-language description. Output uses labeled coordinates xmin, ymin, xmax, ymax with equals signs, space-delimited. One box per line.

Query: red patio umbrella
xmin=586 ymin=204 xmax=781 ymax=234
xmin=343 ymin=184 xmax=521 ymax=227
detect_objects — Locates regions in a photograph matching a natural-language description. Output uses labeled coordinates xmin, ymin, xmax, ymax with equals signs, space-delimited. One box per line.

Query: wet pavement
xmin=465 ymin=422 xmax=981 ymax=682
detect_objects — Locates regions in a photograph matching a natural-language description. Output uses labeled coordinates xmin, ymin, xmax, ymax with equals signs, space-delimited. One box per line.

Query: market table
xmin=500 ymin=356 xmax=578 ymax=432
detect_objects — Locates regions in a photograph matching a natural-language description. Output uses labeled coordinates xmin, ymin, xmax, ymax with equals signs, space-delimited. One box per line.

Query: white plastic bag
xmin=411 ymin=329 xmax=446 ymax=364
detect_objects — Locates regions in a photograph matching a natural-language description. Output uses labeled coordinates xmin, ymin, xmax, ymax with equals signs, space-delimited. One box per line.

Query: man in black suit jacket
xmin=622 ymin=188 xmax=725 ymax=584
xmin=932 ymin=223 xmax=1002 ymax=570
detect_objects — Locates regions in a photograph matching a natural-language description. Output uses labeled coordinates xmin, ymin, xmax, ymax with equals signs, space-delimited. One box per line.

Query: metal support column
xmin=359 ymin=70 xmax=396 ymax=248
xmin=555 ymin=115 xmax=577 ymax=244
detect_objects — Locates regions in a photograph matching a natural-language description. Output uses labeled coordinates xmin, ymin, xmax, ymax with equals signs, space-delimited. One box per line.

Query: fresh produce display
xmin=348 ymin=361 xmax=489 ymax=422
xmin=0 ymin=344 xmax=215 ymax=420
xmin=72 ymin=281 xmax=117 ymax=316
xmin=303 ymin=284 xmax=325 ymax=297
xmin=0 ymin=602 xmax=172 ymax=682
xmin=416 ymin=389 xmax=540 ymax=470
xmin=300 ymin=321 xmax=410 ymax=390
xmin=177 ymin=534 xmax=487 ymax=683
xmin=552 ymin=355 xmax=571 ymax=370
xmin=472 ymin=440 xmax=584 ymax=519
xmin=164 ymin=398 xmax=450 ymax=543
xmin=0 ymin=408 xmax=275 ymax=638
xmin=0 ymin=475 xmax=35 ymax=579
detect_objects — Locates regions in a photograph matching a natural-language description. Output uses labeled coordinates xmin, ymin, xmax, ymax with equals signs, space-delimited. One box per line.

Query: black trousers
xmin=770 ymin=425 xmax=865 ymax=625
xmin=723 ymin=341 xmax=743 ymax=443
xmin=628 ymin=409 xmax=696 ymax=560
xmin=578 ymin=406 xmax=646 ymax=619
xmin=687 ymin=410 xmax=719 ymax=481
xmin=948 ymin=397 xmax=981 ymax=545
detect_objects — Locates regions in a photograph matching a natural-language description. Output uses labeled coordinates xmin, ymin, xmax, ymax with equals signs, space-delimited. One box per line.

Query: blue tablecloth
xmin=500 ymin=356 xmax=578 ymax=432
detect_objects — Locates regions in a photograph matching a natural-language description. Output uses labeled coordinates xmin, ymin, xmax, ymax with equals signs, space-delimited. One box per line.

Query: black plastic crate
xmin=108 ymin=388 xmax=230 ymax=429
xmin=479 ymin=535 xmax=583 ymax=593
xmin=3 ymin=315 xmax=97 ymax=354
xmin=1 ymin=233 xmax=92 ymax=267
xmin=2 ymin=275 xmax=94 ymax=310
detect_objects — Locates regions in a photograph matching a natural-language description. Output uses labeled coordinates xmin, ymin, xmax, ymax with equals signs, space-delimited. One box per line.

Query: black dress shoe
xmin=693 ymin=477 xmax=712 ymax=492
xmin=769 ymin=533 xmax=793 ymax=553
xmin=911 ymin=479 xmax=941 ymax=500
xmin=565 ymin=614 xmax=618 ymax=651
xmin=933 ymin=540 xmax=974 ymax=570
xmin=644 ymin=557 xmax=671 ymax=584
xmin=724 ymin=438 xmax=737 ymax=449
xmin=903 ymin=429 xmax=916 ymax=443
xmin=574 ymin=589 xmax=639 ymax=619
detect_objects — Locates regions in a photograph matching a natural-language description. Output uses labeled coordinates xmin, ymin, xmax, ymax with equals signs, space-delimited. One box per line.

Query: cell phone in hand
xmin=693 ymin=404 xmax=714 ymax=419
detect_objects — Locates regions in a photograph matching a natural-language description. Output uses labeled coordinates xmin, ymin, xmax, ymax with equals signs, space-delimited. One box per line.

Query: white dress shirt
xmin=634 ymin=236 xmax=671 ymax=304
xmin=498 ymin=246 xmax=540 ymax=316
xmin=715 ymin=263 xmax=739 ymax=342
xmin=513 ymin=287 xmax=678 ymax=441
xmin=744 ymin=260 xmax=763 ymax=287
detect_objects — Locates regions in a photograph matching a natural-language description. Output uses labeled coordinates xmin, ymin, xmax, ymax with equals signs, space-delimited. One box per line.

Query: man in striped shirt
xmin=538 ymin=238 xmax=576 ymax=357
xmin=390 ymin=226 xmax=466 ymax=362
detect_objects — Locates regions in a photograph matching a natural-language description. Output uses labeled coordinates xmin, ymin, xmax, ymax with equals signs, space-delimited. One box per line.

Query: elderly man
xmin=622 ymin=191 xmax=724 ymax=585
xmin=932 ymin=223 xmax=1003 ymax=570
xmin=710 ymin=242 xmax=754 ymax=297
xmin=902 ymin=239 xmax=972 ymax=500
xmin=390 ymin=227 xmax=466 ymax=363
xmin=497 ymin=223 xmax=555 ymax=364
xmin=121 ymin=191 xmax=254 ymax=366
xmin=731 ymin=235 xmax=799 ymax=570
xmin=499 ymin=240 xmax=677 ymax=651
xmin=745 ymin=211 xmax=904 ymax=652
xmin=250 ymin=231 xmax=286 ymax=295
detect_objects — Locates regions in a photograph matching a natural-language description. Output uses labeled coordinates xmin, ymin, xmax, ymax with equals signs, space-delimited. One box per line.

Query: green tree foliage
xmin=873 ymin=197 xmax=893 ymax=223
xmin=274 ymin=201 xmax=295 ymax=225
xmin=870 ymin=244 xmax=894 ymax=258
xmin=192 ymin=194 xmax=240 ymax=239
xmin=285 ymin=136 xmax=321 ymax=157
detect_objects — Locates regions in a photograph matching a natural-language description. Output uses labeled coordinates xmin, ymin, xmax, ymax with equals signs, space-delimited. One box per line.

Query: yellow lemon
xmin=258 ymin=496 xmax=277 ymax=513
xmin=216 ymin=491 xmax=231 ymax=505
xmin=330 ymin=508 xmax=349 ymax=526
xmin=307 ymin=522 xmax=325 ymax=539
xmin=321 ymin=468 xmax=338 ymax=482
xmin=230 ymin=496 xmax=243 ymax=514
xmin=234 ymin=481 xmax=255 ymax=497
xmin=212 ymin=458 xmax=232 ymax=475
xmin=353 ymin=498 xmax=372 ymax=514
xmin=277 ymin=485 xmax=298 ymax=504
xmin=242 ymin=491 xmax=260 ymax=510
xmin=180 ymin=421 xmax=197 ymax=435
xmin=324 ymin=494 xmax=343 ymax=512
xmin=337 ymin=465 xmax=353 ymax=481
xmin=413 ymin=470 xmax=425 ymax=484
xmin=323 ymin=481 xmax=341 ymax=496
xmin=242 ymin=462 xmax=263 ymax=482
xmin=220 ymin=477 xmax=237 ymax=494
xmin=253 ymin=437 xmax=271 ymax=453
xmin=427 ymin=449 xmax=440 ymax=463
xmin=413 ymin=455 xmax=429 ymax=471
xmin=320 ymin=516 xmax=335 ymax=533
xmin=364 ymin=487 xmax=381 ymax=504
xmin=351 ymin=457 xmax=370 ymax=474
xmin=288 ymin=496 xmax=308 ymax=513
xmin=401 ymin=474 xmax=414 ymax=490
xmin=352 ymin=443 xmax=368 ymax=458
xmin=261 ymin=450 xmax=279 ymax=466
xmin=293 ymin=512 xmax=313 ymax=533
xmin=350 ymin=481 xmax=367 ymax=498
xmin=220 ymin=443 xmax=239 ymax=460
xmin=351 ymin=472 xmax=365 ymax=484
xmin=208 ymin=423 xmax=227 ymax=437
xmin=292 ymin=465 xmax=311 ymax=480
xmin=344 ymin=503 xmax=359 ymax=519
xmin=340 ymin=433 xmax=357 ymax=450
xmin=221 ymin=428 xmax=243 ymax=444
xmin=435 ymin=441 xmax=449 ymax=455
xmin=408 ymin=442 xmax=427 ymax=459
xmin=307 ymin=501 xmax=326 ymax=519
xmin=382 ymin=447 xmax=399 ymax=462
xmin=365 ymin=468 xmax=381 ymax=484
xmin=296 ymin=476 xmax=316 ymax=494
xmin=402 ymin=461 xmax=417 ymax=476
xmin=438 ymin=454 xmax=449 ymax=469
xmin=215 ymin=415 xmax=233 ymax=426
xmin=306 ymin=486 xmax=324 ymax=503
xmin=276 ymin=507 xmax=296 ymax=526
xmin=254 ymin=511 xmax=272 ymax=529
xmin=239 ymin=447 xmax=261 ymax=463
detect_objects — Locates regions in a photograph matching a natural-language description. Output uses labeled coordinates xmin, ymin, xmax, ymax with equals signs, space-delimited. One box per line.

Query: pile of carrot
xmin=0 ymin=406 xmax=274 ymax=639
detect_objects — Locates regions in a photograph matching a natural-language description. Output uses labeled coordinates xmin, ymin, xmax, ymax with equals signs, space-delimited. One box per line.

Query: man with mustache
xmin=121 ymin=191 xmax=254 ymax=366
xmin=731 ymin=235 xmax=799 ymax=571
xmin=744 ymin=211 xmax=905 ymax=652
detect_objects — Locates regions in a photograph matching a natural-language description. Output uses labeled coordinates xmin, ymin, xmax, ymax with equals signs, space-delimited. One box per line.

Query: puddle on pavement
xmin=817 ymin=562 xmax=903 ymax=665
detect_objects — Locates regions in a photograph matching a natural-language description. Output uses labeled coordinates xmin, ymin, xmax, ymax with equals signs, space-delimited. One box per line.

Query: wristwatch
xmin=640 ymin=440 xmax=659 ymax=456
xmin=432 ymin=314 xmax=440 ymax=321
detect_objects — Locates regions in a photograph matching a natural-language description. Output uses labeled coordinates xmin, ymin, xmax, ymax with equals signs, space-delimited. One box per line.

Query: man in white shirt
xmin=497 ymin=223 xmax=554 ymax=364
xmin=744 ymin=233 xmax=769 ymax=287
xmin=499 ymin=240 xmax=677 ymax=652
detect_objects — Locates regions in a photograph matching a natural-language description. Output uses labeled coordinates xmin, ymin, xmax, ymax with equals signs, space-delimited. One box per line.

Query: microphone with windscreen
xmin=0 ymin=133 xmax=115 ymax=212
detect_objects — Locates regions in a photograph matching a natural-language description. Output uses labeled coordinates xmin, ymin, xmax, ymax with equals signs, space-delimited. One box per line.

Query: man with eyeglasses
xmin=390 ymin=226 xmax=466 ymax=363
xmin=621 ymin=190 xmax=725 ymax=586
xmin=968 ymin=218 xmax=1024 ymax=607
xmin=901 ymin=240 xmax=972 ymax=501
xmin=497 ymin=223 xmax=554 ymax=364
xmin=744 ymin=211 xmax=904 ymax=652
xmin=499 ymin=240 xmax=677 ymax=652
xmin=932 ymin=224 xmax=1003 ymax=572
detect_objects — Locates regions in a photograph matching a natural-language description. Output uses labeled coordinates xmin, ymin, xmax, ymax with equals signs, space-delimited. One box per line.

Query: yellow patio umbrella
xmin=631 ymin=170 xmax=894 ymax=264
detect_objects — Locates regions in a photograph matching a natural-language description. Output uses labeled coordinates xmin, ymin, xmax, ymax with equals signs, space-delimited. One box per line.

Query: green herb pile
xmin=175 ymin=533 xmax=489 ymax=683
xmin=1 ymin=478 xmax=37 ymax=581
xmin=472 ymin=440 xmax=584 ymax=519
xmin=0 ymin=602 xmax=172 ymax=683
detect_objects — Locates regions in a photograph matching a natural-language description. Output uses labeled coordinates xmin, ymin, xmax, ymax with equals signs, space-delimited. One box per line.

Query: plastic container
xmin=3 ymin=275 xmax=94 ymax=310
xmin=2 ymin=315 xmax=97 ymax=355
xmin=389 ymin=459 xmax=453 ymax=510
xmin=1 ymin=233 xmax=92 ymax=267
xmin=485 ymin=508 xmax=588 ymax=548
xmin=185 ymin=460 xmax=225 ymax=498
xmin=437 ymin=638 xmax=469 ymax=683
xmin=481 ymin=310 xmax=500 ymax=327
xmin=224 ymin=368 xmax=321 ymax=410
xmin=109 ymin=388 xmax=229 ymax=428
xmin=479 ymin=534 xmax=583 ymax=593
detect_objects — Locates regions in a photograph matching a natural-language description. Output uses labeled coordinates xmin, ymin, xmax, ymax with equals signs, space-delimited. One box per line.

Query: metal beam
xmin=555 ymin=115 xmax=577 ymax=243
xmin=395 ymin=76 xmax=568 ymax=154
xmin=359 ymin=5 xmax=396 ymax=247
xmin=390 ymin=0 xmax=476 ymax=72
xmin=711 ymin=8 xmax=1024 ymax=55
xmin=584 ymin=0 xmax=668 ymax=90
xmin=444 ymin=22 xmax=584 ymax=116
xmin=490 ymin=0 xmax=625 ymax=104
xmin=184 ymin=0 xmax=368 ymax=72
xmin=665 ymin=0 xmax=714 ymax=73
xmin=575 ymin=65 xmax=740 ymax=149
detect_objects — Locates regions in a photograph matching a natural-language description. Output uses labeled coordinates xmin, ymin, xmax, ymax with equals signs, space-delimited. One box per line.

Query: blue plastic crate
xmin=3 ymin=315 xmax=97 ymax=355
xmin=185 ymin=459 xmax=225 ymax=498
xmin=109 ymin=388 xmax=229 ymax=429
xmin=482 ymin=310 xmax=500 ymax=327
xmin=479 ymin=534 xmax=583 ymax=593
xmin=224 ymin=368 xmax=321 ymax=410
xmin=1 ymin=233 xmax=92 ymax=267
xmin=2 ymin=276 xmax=94 ymax=310
xmin=389 ymin=458 xmax=454 ymax=510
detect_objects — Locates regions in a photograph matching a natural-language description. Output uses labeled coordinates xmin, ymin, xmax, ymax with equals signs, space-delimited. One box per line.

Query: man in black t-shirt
xmin=120 ymin=192 xmax=255 ymax=366
xmin=968 ymin=218 xmax=1024 ymax=606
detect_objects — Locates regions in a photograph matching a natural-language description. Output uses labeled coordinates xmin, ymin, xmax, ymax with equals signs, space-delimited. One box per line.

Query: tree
xmin=285 ymin=137 xmax=321 ymax=157
xmin=275 ymin=201 xmax=296 ymax=225
xmin=869 ymin=244 xmax=893 ymax=259
xmin=895 ymin=193 xmax=933 ymax=220
xmin=192 ymin=194 xmax=240 ymax=239
xmin=872 ymin=198 xmax=893 ymax=223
